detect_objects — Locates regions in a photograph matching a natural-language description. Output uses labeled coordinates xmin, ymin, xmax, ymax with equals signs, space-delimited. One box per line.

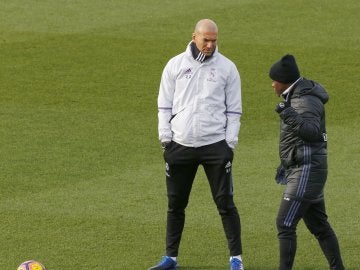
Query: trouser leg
xmin=202 ymin=140 xmax=242 ymax=256
xmin=276 ymin=198 xmax=308 ymax=270
xmin=164 ymin=142 xmax=198 ymax=257
xmin=303 ymin=200 xmax=345 ymax=270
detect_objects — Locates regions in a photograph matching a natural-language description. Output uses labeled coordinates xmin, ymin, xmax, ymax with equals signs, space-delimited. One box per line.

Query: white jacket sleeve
xmin=225 ymin=64 xmax=242 ymax=149
xmin=158 ymin=62 xmax=174 ymax=142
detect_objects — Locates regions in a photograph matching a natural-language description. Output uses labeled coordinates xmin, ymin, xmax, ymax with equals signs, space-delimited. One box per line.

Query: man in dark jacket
xmin=269 ymin=54 xmax=345 ymax=270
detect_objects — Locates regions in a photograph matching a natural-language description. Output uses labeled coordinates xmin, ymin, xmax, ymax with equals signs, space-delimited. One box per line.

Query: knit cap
xmin=269 ymin=54 xmax=300 ymax=83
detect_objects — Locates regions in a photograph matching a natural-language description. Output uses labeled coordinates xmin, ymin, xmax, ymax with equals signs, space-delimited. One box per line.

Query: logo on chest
xmin=207 ymin=68 xmax=217 ymax=82
xmin=184 ymin=67 xmax=192 ymax=79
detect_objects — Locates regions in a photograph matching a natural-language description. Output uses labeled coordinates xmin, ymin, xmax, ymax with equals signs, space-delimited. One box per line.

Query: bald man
xmin=150 ymin=19 xmax=244 ymax=270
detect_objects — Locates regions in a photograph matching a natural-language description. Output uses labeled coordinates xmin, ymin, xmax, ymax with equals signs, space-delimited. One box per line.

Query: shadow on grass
xmin=178 ymin=266 xmax=223 ymax=270
xmin=178 ymin=266 xmax=276 ymax=270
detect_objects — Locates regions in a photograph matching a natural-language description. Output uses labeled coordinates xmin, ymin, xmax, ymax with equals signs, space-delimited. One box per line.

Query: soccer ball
xmin=17 ymin=260 xmax=46 ymax=270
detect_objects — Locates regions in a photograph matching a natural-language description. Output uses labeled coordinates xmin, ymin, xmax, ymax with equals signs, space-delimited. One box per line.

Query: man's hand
xmin=275 ymin=101 xmax=290 ymax=114
xmin=161 ymin=141 xmax=171 ymax=151
xmin=275 ymin=165 xmax=287 ymax=185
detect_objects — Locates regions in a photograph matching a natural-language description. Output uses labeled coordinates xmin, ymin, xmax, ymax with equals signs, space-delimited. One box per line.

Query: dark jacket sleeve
xmin=279 ymin=96 xmax=324 ymax=142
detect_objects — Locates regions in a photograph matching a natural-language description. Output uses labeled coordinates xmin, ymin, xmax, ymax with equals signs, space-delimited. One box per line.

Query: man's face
xmin=272 ymin=80 xmax=289 ymax=97
xmin=192 ymin=30 xmax=217 ymax=56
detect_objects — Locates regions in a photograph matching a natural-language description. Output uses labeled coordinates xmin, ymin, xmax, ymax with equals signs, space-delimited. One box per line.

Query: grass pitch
xmin=0 ymin=0 xmax=359 ymax=269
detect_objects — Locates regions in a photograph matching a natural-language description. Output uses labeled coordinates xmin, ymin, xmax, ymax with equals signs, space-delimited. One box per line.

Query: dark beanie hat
xmin=269 ymin=54 xmax=300 ymax=83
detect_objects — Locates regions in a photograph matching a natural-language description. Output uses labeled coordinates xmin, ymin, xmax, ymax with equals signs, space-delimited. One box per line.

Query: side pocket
xmin=163 ymin=141 xmax=175 ymax=161
xmin=223 ymin=140 xmax=234 ymax=160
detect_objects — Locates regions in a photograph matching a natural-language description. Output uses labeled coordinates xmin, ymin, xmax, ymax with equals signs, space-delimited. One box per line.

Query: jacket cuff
xmin=226 ymin=140 xmax=237 ymax=149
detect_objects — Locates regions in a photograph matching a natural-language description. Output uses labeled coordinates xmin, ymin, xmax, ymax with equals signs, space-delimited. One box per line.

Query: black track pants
xmin=276 ymin=197 xmax=345 ymax=270
xmin=163 ymin=140 xmax=242 ymax=257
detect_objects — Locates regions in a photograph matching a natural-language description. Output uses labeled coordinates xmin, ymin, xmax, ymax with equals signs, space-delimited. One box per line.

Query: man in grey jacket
xmin=149 ymin=19 xmax=244 ymax=270
xmin=269 ymin=54 xmax=345 ymax=270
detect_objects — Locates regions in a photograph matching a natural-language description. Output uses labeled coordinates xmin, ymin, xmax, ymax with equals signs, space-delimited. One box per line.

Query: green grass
xmin=0 ymin=0 xmax=359 ymax=269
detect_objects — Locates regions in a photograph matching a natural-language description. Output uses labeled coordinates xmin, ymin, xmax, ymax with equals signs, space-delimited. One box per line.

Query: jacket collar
xmin=282 ymin=77 xmax=303 ymax=101
xmin=186 ymin=41 xmax=218 ymax=63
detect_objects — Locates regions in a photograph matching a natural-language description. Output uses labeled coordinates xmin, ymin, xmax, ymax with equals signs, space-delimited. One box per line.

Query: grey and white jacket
xmin=158 ymin=42 xmax=242 ymax=148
